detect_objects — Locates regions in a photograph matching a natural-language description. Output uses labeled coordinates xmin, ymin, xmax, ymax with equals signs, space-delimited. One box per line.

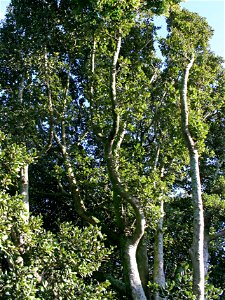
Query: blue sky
xmin=154 ymin=0 xmax=225 ymax=59
xmin=181 ymin=0 xmax=225 ymax=59
xmin=0 ymin=0 xmax=224 ymax=58
xmin=0 ymin=0 xmax=9 ymax=20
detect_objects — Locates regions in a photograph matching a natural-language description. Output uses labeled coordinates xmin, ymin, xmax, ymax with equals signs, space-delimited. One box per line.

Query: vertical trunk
xmin=137 ymin=236 xmax=151 ymax=299
xmin=153 ymin=154 xmax=166 ymax=300
xmin=19 ymin=164 xmax=29 ymax=265
xmin=124 ymin=242 xmax=148 ymax=300
xmin=189 ymin=151 xmax=204 ymax=300
xmin=180 ymin=55 xmax=204 ymax=300
xmin=105 ymin=31 xmax=147 ymax=300
xmin=109 ymin=176 xmax=147 ymax=300
xmin=110 ymin=179 xmax=147 ymax=299
xmin=17 ymin=74 xmax=29 ymax=222
xmin=153 ymin=200 xmax=166 ymax=300
xmin=20 ymin=164 xmax=29 ymax=222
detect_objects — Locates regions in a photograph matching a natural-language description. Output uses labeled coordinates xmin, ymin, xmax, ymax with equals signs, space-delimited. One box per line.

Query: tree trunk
xmin=124 ymin=242 xmax=148 ymax=300
xmin=189 ymin=150 xmax=204 ymax=300
xmin=137 ymin=236 xmax=151 ymax=299
xmin=20 ymin=164 xmax=29 ymax=222
xmin=105 ymin=31 xmax=147 ymax=300
xmin=109 ymin=177 xmax=147 ymax=299
xmin=18 ymin=164 xmax=29 ymax=265
xmin=153 ymin=200 xmax=166 ymax=300
xmin=180 ymin=55 xmax=205 ymax=300
xmin=17 ymin=73 xmax=29 ymax=222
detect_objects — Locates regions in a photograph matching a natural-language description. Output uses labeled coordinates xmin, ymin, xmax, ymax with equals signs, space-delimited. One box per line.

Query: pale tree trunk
xmin=137 ymin=236 xmax=151 ymax=299
xmin=153 ymin=151 xmax=166 ymax=300
xmin=16 ymin=164 xmax=29 ymax=269
xmin=153 ymin=200 xmax=166 ymax=300
xmin=105 ymin=31 xmax=147 ymax=300
xmin=107 ymin=152 xmax=147 ymax=300
xmin=20 ymin=164 xmax=29 ymax=221
xmin=180 ymin=54 xmax=204 ymax=300
xmin=124 ymin=241 xmax=147 ymax=300
xmin=189 ymin=150 xmax=204 ymax=299
xmin=17 ymin=75 xmax=29 ymax=222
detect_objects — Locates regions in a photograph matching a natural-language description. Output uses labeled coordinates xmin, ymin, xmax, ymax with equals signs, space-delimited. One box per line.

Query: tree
xmin=160 ymin=7 xmax=225 ymax=299
xmin=0 ymin=1 xmax=224 ymax=299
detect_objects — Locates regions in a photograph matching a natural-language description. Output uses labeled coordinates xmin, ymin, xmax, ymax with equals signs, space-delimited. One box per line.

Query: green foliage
xmin=0 ymin=195 xmax=115 ymax=299
xmin=149 ymin=263 xmax=222 ymax=299
xmin=0 ymin=132 xmax=32 ymax=190
xmin=205 ymin=282 xmax=223 ymax=300
xmin=0 ymin=133 xmax=114 ymax=299
xmin=164 ymin=263 xmax=195 ymax=300
xmin=164 ymin=8 xmax=213 ymax=59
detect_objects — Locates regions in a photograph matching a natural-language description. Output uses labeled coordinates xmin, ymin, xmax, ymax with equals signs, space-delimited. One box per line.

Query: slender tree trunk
xmin=189 ymin=151 xmax=204 ymax=300
xmin=18 ymin=164 xmax=29 ymax=266
xmin=153 ymin=153 xmax=166 ymax=300
xmin=17 ymin=74 xmax=29 ymax=222
xmin=20 ymin=164 xmax=29 ymax=219
xmin=153 ymin=200 xmax=166 ymax=300
xmin=180 ymin=55 xmax=204 ymax=300
xmin=105 ymin=31 xmax=147 ymax=300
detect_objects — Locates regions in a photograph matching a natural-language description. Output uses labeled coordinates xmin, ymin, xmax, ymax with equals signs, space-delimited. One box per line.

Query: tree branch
xmin=180 ymin=54 xmax=195 ymax=152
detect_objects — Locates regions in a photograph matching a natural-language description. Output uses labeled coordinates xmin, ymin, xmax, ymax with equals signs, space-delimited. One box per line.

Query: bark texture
xmin=180 ymin=55 xmax=205 ymax=300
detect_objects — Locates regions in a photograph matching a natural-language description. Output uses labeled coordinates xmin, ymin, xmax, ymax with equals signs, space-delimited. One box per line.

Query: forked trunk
xmin=105 ymin=30 xmax=148 ymax=300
